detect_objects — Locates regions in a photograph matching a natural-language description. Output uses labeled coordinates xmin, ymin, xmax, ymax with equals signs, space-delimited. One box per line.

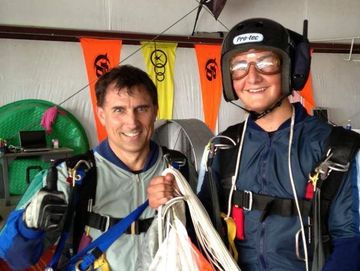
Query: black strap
xmin=85 ymin=211 xmax=153 ymax=234
xmin=68 ymin=151 xmax=97 ymax=251
xmin=204 ymin=122 xmax=244 ymax=241
xmin=231 ymin=190 xmax=312 ymax=221
xmin=315 ymin=126 xmax=360 ymax=255
xmin=161 ymin=146 xmax=190 ymax=180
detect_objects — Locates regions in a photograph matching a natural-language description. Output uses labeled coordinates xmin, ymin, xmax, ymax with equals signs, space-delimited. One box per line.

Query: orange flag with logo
xmin=80 ymin=38 xmax=122 ymax=142
xmin=299 ymin=72 xmax=315 ymax=114
xmin=299 ymin=49 xmax=315 ymax=114
xmin=195 ymin=44 xmax=222 ymax=132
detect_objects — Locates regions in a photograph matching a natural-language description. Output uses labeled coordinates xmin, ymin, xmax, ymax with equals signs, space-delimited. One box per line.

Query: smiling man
xmin=0 ymin=65 xmax=190 ymax=270
xmin=147 ymin=18 xmax=360 ymax=271
xmin=95 ymin=65 xmax=159 ymax=172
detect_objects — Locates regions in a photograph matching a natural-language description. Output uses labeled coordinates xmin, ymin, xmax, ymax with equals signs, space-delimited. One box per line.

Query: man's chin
xmin=122 ymin=142 xmax=148 ymax=153
xmin=245 ymin=106 xmax=267 ymax=113
xmin=246 ymin=101 xmax=277 ymax=113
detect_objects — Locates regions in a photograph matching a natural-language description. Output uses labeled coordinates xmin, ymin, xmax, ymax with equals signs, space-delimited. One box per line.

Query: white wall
xmin=1 ymin=0 xmax=360 ymax=39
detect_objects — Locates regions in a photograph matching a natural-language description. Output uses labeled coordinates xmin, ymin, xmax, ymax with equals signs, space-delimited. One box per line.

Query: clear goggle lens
xmin=230 ymin=54 xmax=281 ymax=79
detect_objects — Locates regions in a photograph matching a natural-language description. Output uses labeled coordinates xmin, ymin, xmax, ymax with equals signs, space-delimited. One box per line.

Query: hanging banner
xmin=194 ymin=44 xmax=222 ymax=132
xmin=80 ymin=38 xmax=122 ymax=142
xmin=299 ymin=72 xmax=315 ymax=114
xmin=141 ymin=41 xmax=177 ymax=120
xmin=300 ymin=49 xmax=315 ymax=114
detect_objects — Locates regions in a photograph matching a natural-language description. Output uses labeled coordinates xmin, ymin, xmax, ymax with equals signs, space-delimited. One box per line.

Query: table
xmin=0 ymin=147 xmax=73 ymax=206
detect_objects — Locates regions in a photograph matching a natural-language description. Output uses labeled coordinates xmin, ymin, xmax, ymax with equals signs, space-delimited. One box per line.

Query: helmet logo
xmin=233 ymin=33 xmax=264 ymax=45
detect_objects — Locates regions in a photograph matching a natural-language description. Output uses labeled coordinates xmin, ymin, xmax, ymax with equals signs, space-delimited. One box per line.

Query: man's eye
xmin=231 ymin=61 xmax=248 ymax=72
xmin=114 ymin=108 xmax=125 ymax=113
xmin=137 ymin=106 xmax=149 ymax=113
xmin=257 ymin=60 xmax=273 ymax=69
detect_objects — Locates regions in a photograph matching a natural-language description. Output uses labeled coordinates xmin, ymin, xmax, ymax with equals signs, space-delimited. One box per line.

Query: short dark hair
xmin=95 ymin=65 xmax=158 ymax=107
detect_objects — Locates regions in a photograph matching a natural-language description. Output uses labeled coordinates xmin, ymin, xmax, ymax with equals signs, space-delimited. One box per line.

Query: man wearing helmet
xmin=147 ymin=18 xmax=360 ymax=270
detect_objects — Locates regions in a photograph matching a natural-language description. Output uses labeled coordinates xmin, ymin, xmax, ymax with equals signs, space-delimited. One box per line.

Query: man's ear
xmin=154 ymin=105 xmax=159 ymax=120
xmin=97 ymin=106 xmax=106 ymax=126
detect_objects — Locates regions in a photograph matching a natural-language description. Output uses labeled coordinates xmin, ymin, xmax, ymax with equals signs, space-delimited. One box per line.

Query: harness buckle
xmin=103 ymin=215 xmax=111 ymax=232
xmin=130 ymin=221 xmax=136 ymax=235
xmin=163 ymin=153 xmax=186 ymax=170
xmin=75 ymin=260 xmax=92 ymax=271
xmin=243 ymin=190 xmax=253 ymax=211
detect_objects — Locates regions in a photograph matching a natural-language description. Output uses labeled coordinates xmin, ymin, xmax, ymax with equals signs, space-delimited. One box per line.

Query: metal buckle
xmin=130 ymin=221 xmax=136 ymax=235
xmin=75 ymin=260 xmax=92 ymax=271
xmin=243 ymin=190 xmax=253 ymax=211
xmin=103 ymin=215 xmax=111 ymax=232
xmin=163 ymin=153 xmax=186 ymax=169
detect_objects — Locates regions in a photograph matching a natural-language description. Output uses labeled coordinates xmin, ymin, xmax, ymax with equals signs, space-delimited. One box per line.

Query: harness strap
xmin=67 ymin=201 xmax=149 ymax=271
xmin=85 ymin=211 xmax=153 ymax=234
xmin=231 ymin=190 xmax=312 ymax=220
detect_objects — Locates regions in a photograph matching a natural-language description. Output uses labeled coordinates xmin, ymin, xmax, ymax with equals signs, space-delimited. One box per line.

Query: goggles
xmin=230 ymin=53 xmax=281 ymax=79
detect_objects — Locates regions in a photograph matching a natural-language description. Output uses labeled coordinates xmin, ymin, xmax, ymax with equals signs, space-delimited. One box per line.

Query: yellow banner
xmin=141 ymin=42 xmax=177 ymax=119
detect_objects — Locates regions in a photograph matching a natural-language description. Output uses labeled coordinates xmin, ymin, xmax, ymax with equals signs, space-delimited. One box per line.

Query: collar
xmin=93 ymin=139 xmax=159 ymax=173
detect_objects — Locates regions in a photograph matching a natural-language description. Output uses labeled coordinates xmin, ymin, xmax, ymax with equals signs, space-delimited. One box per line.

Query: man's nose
xmin=246 ymin=63 xmax=262 ymax=83
xmin=125 ymin=111 xmax=138 ymax=126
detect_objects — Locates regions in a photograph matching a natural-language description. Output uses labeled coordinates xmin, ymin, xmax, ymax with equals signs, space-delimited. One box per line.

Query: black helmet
xmin=221 ymin=18 xmax=311 ymax=102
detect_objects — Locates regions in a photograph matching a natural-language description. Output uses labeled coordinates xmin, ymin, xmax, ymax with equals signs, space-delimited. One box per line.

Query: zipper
xmin=135 ymin=174 xmax=141 ymax=206
xmin=259 ymin=134 xmax=271 ymax=269
xmin=259 ymin=221 xmax=268 ymax=270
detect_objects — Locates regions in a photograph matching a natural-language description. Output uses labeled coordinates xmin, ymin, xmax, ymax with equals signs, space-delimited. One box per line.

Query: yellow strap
xmin=85 ymin=225 xmax=90 ymax=236
xmin=309 ymin=171 xmax=320 ymax=190
xmin=93 ymin=254 xmax=110 ymax=271
xmin=221 ymin=212 xmax=239 ymax=261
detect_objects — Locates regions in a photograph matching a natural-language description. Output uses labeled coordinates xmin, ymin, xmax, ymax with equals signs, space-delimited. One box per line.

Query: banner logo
xmin=150 ymin=49 xmax=167 ymax=82
xmin=233 ymin=33 xmax=264 ymax=45
xmin=94 ymin=54 xmax=111 ymax=78
xmin=205 ymin=58 xmax=218 ymax=81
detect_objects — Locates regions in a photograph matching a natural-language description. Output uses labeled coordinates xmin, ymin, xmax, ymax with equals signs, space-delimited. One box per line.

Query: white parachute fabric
xmin=160 ymin=167 xmax=241 ymax=271
xmin=149 ymin=199 xmax=204 ymax=271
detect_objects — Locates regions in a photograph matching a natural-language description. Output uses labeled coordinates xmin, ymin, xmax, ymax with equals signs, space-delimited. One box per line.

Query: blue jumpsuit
xmin=199 ymin=103 xmax=360 ymax=270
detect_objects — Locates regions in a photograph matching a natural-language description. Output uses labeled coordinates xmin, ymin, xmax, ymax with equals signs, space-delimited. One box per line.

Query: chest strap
xmin=86 ymin=211 xmax=153 ymax=234
xmin=231 ymin=190 xmax=312 ymax=221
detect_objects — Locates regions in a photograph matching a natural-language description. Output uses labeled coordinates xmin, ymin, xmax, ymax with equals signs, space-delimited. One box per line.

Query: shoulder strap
xmin=220 ymin=122 xmax=245 ymax=143
xmin=68 ymin=151 xmax=98 ymax=252
xmin=327 ymin=126 xmax=360 ymax=165
xmin=316 ymin=126 xmax=360 ymax=255
xmin=318 ymin=126 xmax=360 ymax=210
xmin=46 ymin=151 xmax=97 ymax=269
xmin=204 ymin=122 xmax=245 ymax=242
xmin=217 ymin=122 xmax=245 ymax=206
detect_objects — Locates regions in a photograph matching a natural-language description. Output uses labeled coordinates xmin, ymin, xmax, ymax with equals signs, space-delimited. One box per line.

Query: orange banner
xmin=299 ymin=72 xmax=315 ymax=114
xmin=80 ymin=38 xmax=122 ymax=142
xmin=195 ymin=44 xmax=223 ymax=132
xmin=299 ymin=49 xmax=315 ymax=114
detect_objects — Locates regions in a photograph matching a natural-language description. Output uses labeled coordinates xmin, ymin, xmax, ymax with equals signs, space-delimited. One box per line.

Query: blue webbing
xmin=66 ymin=200 xmax=149 ymax=271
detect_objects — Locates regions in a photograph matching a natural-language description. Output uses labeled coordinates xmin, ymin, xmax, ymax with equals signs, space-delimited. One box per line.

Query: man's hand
xmin=24 ymin=189 xmax=68 ymax=231
xmin=147 ymin=173 xmax=177 ymax=209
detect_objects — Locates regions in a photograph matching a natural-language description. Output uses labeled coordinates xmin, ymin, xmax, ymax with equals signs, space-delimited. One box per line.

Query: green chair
xmin=0 ymin=99 xmax=90 ymax=195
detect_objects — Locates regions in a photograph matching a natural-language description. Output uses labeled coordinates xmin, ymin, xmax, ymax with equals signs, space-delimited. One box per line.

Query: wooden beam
xmin=0 ymin=25 xmax=359 ymax=54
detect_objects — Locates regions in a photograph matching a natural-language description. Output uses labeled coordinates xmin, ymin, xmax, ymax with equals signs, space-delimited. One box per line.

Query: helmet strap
xmin=230 ymin=95 xmax=287 ymax=120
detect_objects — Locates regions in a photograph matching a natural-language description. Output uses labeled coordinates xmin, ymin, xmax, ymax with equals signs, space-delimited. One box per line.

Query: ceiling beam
xmin=0 ymin=25 xmax=359 ymax=54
